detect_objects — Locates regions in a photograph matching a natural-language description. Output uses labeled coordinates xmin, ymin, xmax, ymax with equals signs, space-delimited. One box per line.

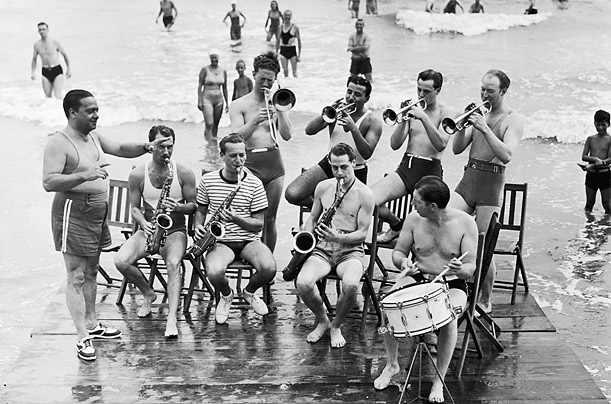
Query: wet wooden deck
xmin=2 ymin=263 xmax=608 ymax=404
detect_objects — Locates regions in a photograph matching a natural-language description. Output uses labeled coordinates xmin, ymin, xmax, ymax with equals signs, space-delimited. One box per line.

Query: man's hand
xmin=314 ymin=223 xmax=339 ymax=242
xmin=81 ymin=163 xmax=110 ymax=181
xmin=219 ymin=207 xmax=237 ymax=223
xmin=142 ymin=221 xmax=155 ymax=237
xmin=398 ymin=259 xmax=419 ymax=279
xmin=162 ymin=197 xmax=179 ymax=213
xmin=338 ymin=110 xmax=357 ymax=132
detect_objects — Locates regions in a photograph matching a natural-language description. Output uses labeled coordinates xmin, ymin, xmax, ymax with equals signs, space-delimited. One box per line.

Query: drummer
xmin=373 ymin=176 xmax=478 ymax=404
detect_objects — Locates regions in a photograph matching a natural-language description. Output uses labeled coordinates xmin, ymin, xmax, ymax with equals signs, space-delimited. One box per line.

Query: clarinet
xmin=282 ymin=178 xmax=348 ymax=281
xmin=186 ymin=168 xmax=242 ymax=258
xmin=145 ymin=160 xmax=174 ymax=255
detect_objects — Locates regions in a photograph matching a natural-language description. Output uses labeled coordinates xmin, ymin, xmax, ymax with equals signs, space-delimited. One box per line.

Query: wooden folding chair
xmin=99 ymin=179 xmax=134 ymax=287
xmin=315 ymin=205 xmax=382 ymax=335
xmin=494 ymin=182 xmax=529 ymax=304
xmin=456 ymin=213 xmax=504 ymax=378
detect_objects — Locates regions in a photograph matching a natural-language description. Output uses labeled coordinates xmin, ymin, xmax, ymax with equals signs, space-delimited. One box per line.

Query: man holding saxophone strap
xmin=296 ymin=143 xmax=375 ymax=348
xmin=372 ymin=69 xmax=456 ymax=244
xmin=374 ymin=176 xmax=478 ymax=404
xmin=43 ymin=90 xmax=169 ymax=361
xmin=229 ymin=52 xmax=293 ymax=253
xmin=194 ymin=134 xmax=276 ymax=325
xmin=449 ymin=69 xmax=523 ymax=314
xmin=285 ymin=75 xmax=382 ymax=208
xmin=114 ymin=125 xmax=196 ymax=338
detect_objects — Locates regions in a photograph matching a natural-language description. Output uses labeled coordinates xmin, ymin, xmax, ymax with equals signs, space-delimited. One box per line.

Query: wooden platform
xmin=2 ymin=269 xmax=607 ymax=404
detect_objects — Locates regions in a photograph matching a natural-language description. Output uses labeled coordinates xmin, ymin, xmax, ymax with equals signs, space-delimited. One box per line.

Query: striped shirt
xmin=196 ymin=169 xmax=267 ymax=241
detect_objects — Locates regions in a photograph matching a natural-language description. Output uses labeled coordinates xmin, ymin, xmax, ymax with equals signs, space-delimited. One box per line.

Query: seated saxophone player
xmin=295 ymin=143 xmax=374 ymax=348
xmin=114 ymin=125 xmax=197 ymax=338
xmin=193 ymin=134 xmax=276 ymax=324
xmin=284 ymin=75 xmax=382 ymax=207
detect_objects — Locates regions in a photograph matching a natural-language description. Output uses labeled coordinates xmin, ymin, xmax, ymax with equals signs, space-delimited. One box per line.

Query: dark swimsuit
xmin=42 ymin=65 xmax=63 ymax=83
xmin=279 ymin=25 xmax=297 ymax=59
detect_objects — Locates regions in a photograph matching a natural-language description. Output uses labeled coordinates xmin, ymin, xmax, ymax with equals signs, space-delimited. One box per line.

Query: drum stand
xmin=398 ymin=334 xmax=455 ymax=404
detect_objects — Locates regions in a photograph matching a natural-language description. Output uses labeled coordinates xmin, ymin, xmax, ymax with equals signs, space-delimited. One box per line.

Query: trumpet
xmin=382 ymin=98 xmax=427 ymax=126
xmin=441 ymin=101 xmax=492 ymax=135
xmin=263 ymin=88 xmax=296 ymax=141
xmin=321 ymin=99 xmax=356 ymax=124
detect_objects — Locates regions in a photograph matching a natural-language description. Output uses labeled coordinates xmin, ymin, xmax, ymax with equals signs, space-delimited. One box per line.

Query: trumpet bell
xmin=322 ymin=106 xmax=338 ymax=123
xmin=382 ymin=109 xmax=398 ymax=125
xmin=441 ymin=101 xmax=492 ymax=135
xmin=272 ymin=89 xmax=296 ymax=112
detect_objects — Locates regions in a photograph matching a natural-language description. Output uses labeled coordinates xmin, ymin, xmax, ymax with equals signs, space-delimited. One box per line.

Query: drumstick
xmin=430 ymin=251 xmax=469 ymax=283
xmin=398 ymin=260 xmax=417 ymax=278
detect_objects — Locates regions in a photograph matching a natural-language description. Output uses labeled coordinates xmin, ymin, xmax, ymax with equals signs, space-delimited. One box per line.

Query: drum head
xmin=382 ymin=282 xmax=442 ymax=305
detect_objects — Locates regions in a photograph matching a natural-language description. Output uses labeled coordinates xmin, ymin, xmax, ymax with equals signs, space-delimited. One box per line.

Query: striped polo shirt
xmin=196 ymin=169 xmax=268 ymax=241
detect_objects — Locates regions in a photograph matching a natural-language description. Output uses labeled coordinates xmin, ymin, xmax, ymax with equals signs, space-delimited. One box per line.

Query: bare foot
xmin=330 ymin=327 xmax=346 ymax=348
xmin=164 ymin=321 xmax=178 ymax=339
xmin=306 ymin=321 xmax=330 ymax=343
xmin=138 ymin=293 xmax=157 ymax=318
xmin=428 ymin=379 xmax=445 ymax=403
xmin=373 ymin=364 xmax=400 ymax=390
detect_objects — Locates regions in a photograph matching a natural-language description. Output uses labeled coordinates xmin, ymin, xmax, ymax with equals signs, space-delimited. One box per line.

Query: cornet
xmin=382 ymin=98 xmax=427 ymax=126
xmin=321 ymin=99 xmax=356 ymax=124
xmin=263 ymin=88 xmax=296 ymax=139
xmin=441 ymin=101 xmax=492 ymax=135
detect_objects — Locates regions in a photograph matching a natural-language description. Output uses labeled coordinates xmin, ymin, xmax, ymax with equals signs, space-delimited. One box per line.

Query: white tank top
xmin=328 ymin=110 xmax=371 ymax=166
xmin=142 ymin=160 xmax=183 ymax=210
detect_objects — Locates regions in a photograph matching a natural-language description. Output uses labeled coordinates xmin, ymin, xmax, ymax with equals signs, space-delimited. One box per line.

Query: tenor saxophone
xmin=145 ymin=160 xmax=174 ymax=255
xmin=282 ymin=178 xmax=348 ymax=281
xmin=186 ymin=167 xmax=242 ymax=258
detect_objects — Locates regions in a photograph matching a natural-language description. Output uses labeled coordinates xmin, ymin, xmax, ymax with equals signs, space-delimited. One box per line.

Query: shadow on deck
xmin=2 ymin=270 xmax=607 ymax=404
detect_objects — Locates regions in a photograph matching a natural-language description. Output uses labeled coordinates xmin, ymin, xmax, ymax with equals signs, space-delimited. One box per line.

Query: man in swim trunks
xmin=114 ymin=125 xmax=196 ymax=338
xmin=296 ymin=143 xmax=375 ymax=348
xmin=469 ymin=0 xmax=485 ymax=13
xmin=276 ymin=10 xmax=301 ymax=78
xmin=223 ymin=2 xmax=246 ymax=42
xmin=449 ymin=69 xmax=524 ymax=314
xmin=372 ymin=69 xmax=458 ymax=244
xmin=31 ymin=22 xmax=71 ymax=99
xmin=285 ymin=75 xmax=382 ymax=207
xmin=347 ymin=19 xmax=373 ymax=83
xmin=348 ymin=0 xmax=361 ymax=18
xmin=229 ymin=52 xmax=293 ymax=252
xmin=43 ymin=89 xmax=167 ymax=361
xmin=443 ymin=0 xmax=464 ymax=13
xmin=156 ymin=0 xmax=178 ymax=30
xmin=193 ymin=134 xmax=276 ymax=324
xmin=580 ymin=109 xmax=611 ymax=213
xmin=374 ymin=176 xmax=478 ymax=404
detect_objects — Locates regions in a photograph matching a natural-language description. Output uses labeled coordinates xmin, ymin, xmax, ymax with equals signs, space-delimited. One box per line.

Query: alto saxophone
xmin=282 ymin=178 xmax=350 ymax=281
xmin=186 ymin=167 xmax=242 ymax=259
xmin=145 ymin=160 xmax=174 ymax=255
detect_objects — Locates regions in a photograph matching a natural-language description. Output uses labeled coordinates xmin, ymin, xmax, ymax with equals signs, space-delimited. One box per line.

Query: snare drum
xmin=381 ymin=282 xmax=455 ymax=338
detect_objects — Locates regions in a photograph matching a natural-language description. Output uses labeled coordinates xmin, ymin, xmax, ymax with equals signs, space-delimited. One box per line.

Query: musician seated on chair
xmin=193 ymin=134 xmax=276 ymax=325
xmin=374 ymin=176 xmax=477 ymax=403
xmin=114 ymin=125 xmax=197 ymax=338
xmin=284 ymin=75 xmax=382 ymax=207
xmin=296 ymin=143 xmax=375 ymax=348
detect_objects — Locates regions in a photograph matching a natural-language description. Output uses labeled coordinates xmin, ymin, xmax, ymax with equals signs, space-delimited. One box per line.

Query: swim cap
xmin=209 ymin=48 xmax=221 ymax=57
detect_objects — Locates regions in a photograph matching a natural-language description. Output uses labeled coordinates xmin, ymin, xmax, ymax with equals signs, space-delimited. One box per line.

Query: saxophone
xmin=145 ymin=160 xmax=174 ymax=255
xmin=186 ymin=168 xmax=242 ymax=258
xmin=282 ymin=178 xmax=349 ymax=281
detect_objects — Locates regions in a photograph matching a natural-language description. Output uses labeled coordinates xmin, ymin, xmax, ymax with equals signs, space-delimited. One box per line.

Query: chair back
xmin=107 ymin=179 xmax=133 ymax=228
xmin=387 ymin=192 xmax=412 ymax=222
xmin=481 ymin=212 xmax=501 ymax=282
xmin=498 ymin=183 xmax=527 ymax=249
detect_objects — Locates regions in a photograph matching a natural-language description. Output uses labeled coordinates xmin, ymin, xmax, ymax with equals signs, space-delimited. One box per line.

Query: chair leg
xmin=317 ymin=279 xmax=333 ymax=313
xmin=517 ymin=250 xmax=529 ymax=292
xmin=98 ymin=265 xmax=113 ymax=283
xmin=375 ymin=255 xmax=388 ymax=277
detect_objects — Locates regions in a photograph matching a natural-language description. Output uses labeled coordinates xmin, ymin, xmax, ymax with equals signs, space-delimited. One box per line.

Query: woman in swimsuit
xmin=276 ymin=10 xmax=301 ymax=78
xmin=265 ymin=1 xmax=283 ymax=42
xmin=198 ymin=50 xmax=228 ymax=138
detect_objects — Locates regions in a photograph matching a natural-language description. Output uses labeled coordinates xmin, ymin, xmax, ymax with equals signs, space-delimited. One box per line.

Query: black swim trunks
xmin=318 ymin=154 xmax=368 ymax=184
xmin=280 ymin=45 xmax=297 ymax=59
xmin=586 ymin=170 xmax=611 ymax=191
xmin=42 ymin=65 xmax=63 ymax=83
xmin=162 ymin=15 xmax=174 ymax=27
xmin=412 ymin=272 xmax=468 ymax=295
xmin=395 ymin=154 xmax=443 ymax=195
xmin=350 ymin=58 xmax=372 ymax=76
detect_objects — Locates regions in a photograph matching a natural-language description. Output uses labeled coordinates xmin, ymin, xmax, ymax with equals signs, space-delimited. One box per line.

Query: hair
xmin=220 ymin=134 xmax=245 ymax=154
xmin=484 ymin=69 xmax=511 ymax=91
xmin=148 ymin=125 xmax=175 ymax=142
xmin=37 ymin=22 xmax=48 ymax=28
xmin=62 ymin=89 xmax=94 ymax=118
xmin=418 ymin=69 xmax=444 ymax=90
xmin=356 ymin=18 xmax=365 ymax=25
xmin=253 ymin=52 xmax=280 ymax=75
xmin=235 ymin=59 xmax=246 ymax=68
xmin=346 ymin=75 xmax=372 ymax=97
xmin=270 ymin=1 xmax=279 ymax=10
xmin=594 ymin=109 xmax=611 ymax=124
xmin=414 ymin=175 xmax=450 ymax=209
xmin=328 ymin=142 xmax=356 ymax=162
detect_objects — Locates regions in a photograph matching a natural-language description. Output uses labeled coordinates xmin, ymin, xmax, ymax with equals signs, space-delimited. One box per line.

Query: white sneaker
xmin=243 ymin=290 xmax=269 ymax=316
xmin=76 ymin=337 xmax=96 ymax=361
xmin=215 ymin=290 xmax=234 ymax=324
xmin=377 ymin=228 xmax=400 ymax=244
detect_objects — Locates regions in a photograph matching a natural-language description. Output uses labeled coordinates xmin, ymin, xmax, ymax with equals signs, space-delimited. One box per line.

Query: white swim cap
xmin=209 ymin=48 xmax=221 ymax=57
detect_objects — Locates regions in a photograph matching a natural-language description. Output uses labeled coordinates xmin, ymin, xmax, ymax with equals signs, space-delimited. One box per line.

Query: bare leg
xmin=329 ymin=259 xmax=362 ymax=348
xmin=289 ymin=56 xmax=298 ymax=78
xmin=285 ymin=164 xmax=327 ymax=207
xmin=585 ymin=186 xmax=596 ymax=212
xmin=202 ymin=101 xmax=215 ymax=138
xmin=374 ymin=332 xmax=401 ymax=390
xmin=474 ymin=205 xmax=501 ymax=311
xmin=602 ymin=188 xmax=611 ymax=214
xmin=63 ymin=254 xmax=100 ymax=341
xmin=41 ymin=77 xmax=53 ymax=98
xmin=279 ymin=55 xmax=289 ymax=77
xmin=160 ymin=232 xmax=187 ymax=337
xmin=113 ymin=232 xmax=157 ymax=317
xmin=52 ymin=75 xmax=65 ymax=99
xmin=371 ymin=173 xmax=408 ymax=227
xmin=262 ymin=175 xmax=284 ymax=252
xmin=240 ymin=240 xmax=277 ymax=293
xmin=212 ymin=100 xmax=224 ymax=138
xmin=428 ymin=321 xmax=457 ymax=403
xmin=295 ymin=256 xmax=332 ymax=343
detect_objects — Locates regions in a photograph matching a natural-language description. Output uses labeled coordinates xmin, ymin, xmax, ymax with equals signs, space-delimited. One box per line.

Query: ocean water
xmin=1 ymin=0 xmax=611 ymax=400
